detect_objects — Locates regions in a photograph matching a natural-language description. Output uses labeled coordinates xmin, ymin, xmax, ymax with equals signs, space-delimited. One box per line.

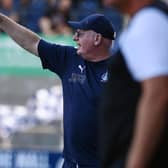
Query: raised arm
xmin=0 ymin=13 xmax=40 ymax=56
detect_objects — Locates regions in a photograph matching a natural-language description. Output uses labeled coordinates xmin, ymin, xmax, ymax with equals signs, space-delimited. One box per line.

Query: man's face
xmin=73 ymin=29 xmax=96 ymax=60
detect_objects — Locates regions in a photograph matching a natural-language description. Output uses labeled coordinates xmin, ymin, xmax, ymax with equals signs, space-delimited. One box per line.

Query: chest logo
xmin=78 ymin=65 xmax=86 ymax=73
xmin=68 ymin=73 xmax=86 ymax=84
xmin=101 ymin=71 xmax=108 ymax=82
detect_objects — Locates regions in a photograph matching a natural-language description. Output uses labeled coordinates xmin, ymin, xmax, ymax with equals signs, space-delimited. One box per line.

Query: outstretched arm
xmin=0 ymin=13 xmax=40 ymax=56
xmin=126 ymin=76 xmax=168 ymax=168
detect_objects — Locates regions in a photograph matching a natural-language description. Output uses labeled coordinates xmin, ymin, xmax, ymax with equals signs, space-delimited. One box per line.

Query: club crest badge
xmin=101 ymin=71 xmax=108 ymax=82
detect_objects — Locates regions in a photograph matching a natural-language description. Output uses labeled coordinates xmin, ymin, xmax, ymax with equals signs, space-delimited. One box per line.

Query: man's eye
xmin=75 ymin=31 xmax=85 ymax=38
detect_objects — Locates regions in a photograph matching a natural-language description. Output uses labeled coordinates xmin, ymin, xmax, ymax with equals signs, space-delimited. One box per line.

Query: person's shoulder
xmin=126 ymin=7 xmax=168 ymax=37
xmin=132 ymin=7 xmax=167 ymax=25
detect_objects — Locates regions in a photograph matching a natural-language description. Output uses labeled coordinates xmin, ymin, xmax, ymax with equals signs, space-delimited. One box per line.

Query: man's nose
xmin=73 ymin=33 xmax=78 ymax=41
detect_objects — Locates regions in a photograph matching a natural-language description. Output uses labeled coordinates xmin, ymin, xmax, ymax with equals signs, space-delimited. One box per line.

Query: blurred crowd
xmin=0 ymin=0 xmax=123 ymax=36
xmin=0 ymin=85 xmax=63 ymax=139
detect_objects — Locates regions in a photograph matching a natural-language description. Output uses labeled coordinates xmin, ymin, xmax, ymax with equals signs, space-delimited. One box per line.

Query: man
xmin=0 ymin=13 xmax=115 ymax=167
xmin=99 ymin=0 xmax=168 ymax=168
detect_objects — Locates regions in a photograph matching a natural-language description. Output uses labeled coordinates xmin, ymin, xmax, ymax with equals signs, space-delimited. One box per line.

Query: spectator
xmin=0 ymin=0 xmax=18 ymax=22
xmin=40 ymin=13 xmax=72 ymax=36
xmin=39 ymin=0 xmax=72 ymax=36
xmin=57 ymin=0 xmax=72 ymax=21
xmin=16 ymin=0 xmax=47 ymax=32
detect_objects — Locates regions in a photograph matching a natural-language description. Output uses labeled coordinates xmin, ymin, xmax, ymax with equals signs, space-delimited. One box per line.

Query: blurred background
xmin=0 ymin=0 xmax=167 ymax=167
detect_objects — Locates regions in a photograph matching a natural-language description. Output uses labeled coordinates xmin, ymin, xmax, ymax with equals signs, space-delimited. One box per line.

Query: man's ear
xmin=94 ymin=33 xmax=102 ymax=46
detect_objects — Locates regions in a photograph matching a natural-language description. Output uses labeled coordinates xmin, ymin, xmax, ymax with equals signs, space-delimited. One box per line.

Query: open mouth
xmin=77 ymin=42 xmax=81 ymax=47
xmin=77 ymin=43 xmax=81 ymax=49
